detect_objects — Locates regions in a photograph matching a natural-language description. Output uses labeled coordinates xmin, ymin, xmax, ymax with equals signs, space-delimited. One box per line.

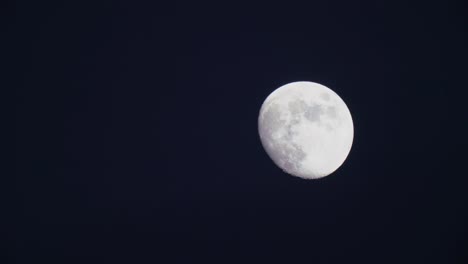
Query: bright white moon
xmin=258 ymin=81 xmax=354 ymax=179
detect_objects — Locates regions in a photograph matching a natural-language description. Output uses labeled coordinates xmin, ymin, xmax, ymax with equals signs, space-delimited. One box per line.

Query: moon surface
xmin=258 ymin=81 xmax=354 ymax=179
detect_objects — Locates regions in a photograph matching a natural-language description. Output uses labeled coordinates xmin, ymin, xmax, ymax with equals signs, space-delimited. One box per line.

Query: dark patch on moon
xmin=288 ymin=99 xmax=324 ymax=123
xmin=287 ymin=99 xmax=339 ymax=128
xmin=304 ymin=104 xmax=324 ymax=123
xmin=288 ymin=100 xmax=308 ymax=115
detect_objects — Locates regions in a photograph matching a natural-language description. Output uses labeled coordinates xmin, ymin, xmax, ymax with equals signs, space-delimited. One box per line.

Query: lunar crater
xmin=260 ymin=101 xmax=308 ymax=174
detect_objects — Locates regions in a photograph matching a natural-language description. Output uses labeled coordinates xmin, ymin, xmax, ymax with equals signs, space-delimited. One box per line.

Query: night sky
xmin=13 ymin=1 xmax=468 ymax=263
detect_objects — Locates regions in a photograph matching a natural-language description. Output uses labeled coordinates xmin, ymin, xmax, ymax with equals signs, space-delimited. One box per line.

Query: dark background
xmin=13 ymin=0 xmax=468 ymax=263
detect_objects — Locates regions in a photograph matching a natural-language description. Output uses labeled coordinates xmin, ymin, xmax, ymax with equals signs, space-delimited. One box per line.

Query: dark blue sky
xmin=13 ymin=1 xmax=468 ymax=263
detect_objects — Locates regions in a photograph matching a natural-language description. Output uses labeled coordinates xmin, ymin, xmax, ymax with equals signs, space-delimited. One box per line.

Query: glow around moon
xmin=258 ymin=81 xmax=354 ymax=179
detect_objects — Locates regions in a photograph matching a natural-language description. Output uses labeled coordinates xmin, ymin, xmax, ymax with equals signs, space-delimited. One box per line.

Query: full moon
xmin=258 ymin=81 xmax=354 ymax=179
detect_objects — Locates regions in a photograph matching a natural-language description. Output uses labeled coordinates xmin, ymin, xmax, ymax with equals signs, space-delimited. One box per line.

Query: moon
xmin=258 ymin=81 xmax=354 ymax=179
